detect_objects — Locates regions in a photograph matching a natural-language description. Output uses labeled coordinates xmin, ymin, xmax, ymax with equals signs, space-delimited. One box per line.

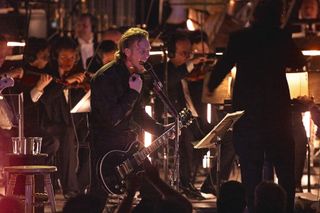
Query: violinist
xmin=40 ymin=36 xmax=87 ymax=199
xmin=154 ymin=31 xmax=206 ymax=200
xmin=0 ymin=36 xmax=55 ymax=181
xmin=0 ymin=37 xmax=53 ymax=136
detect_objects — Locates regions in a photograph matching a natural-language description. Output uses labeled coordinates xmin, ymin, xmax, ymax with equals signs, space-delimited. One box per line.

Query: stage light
xmin=186 ymin=19 xmax=196 ymax=31
xmin=202 ymin=150 xmax=211 ymax=168
xmin=7 ymin=42 xmax=25 ymax=47
xmin=302 ymin=50 xmax=320 ymax=56
xmin=303 ymin=111 xmax=311 ymax=138
xmin=207 ymin=104 xmax=211 ymax=124
xmin=144 ymin=105 xmax=153 ymax=148
xmin=150 ymin=50 xmax=167 ymax=56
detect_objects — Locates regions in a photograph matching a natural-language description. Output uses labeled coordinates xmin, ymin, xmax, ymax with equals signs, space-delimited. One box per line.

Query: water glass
xmin=31 ymin=137 xmax=42 ymax=155
xmin=11 ymin=137 xmax=26 ymax=154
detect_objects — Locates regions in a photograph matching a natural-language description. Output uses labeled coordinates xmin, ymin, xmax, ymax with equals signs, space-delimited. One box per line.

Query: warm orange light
xmin=186 ymin=19 xmax=196 ymax=31
xmin=7 ymin=42 xmax=25 ymax=47
xmin=144 ymin=105 xmax=152 ymax=147
xmin=302 ymin=50 xmax=320 ymax=56
xmin=207 ymin=104 xmax=211 ymax=124
xmin=302 ymin=111 xmax=311 ymax=138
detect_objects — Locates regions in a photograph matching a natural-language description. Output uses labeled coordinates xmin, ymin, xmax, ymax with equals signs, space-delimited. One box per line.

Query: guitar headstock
xmin=0 ymin=75 xmax=14 ymax=94
xmin=179 ymin=108 xmax=194 ymax=128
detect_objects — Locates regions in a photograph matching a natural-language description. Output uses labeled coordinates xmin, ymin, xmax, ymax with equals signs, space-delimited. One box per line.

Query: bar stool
xmin=3 ymin=165 xmax=57 ymax=213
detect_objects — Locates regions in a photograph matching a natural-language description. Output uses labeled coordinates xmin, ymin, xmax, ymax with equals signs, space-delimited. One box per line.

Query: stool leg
xmin=44 ymin=174 xmax=56 ymax=213
xmin=25 ymin=175 xmax=33 ymax=213
xmin=6 ymin=174 xmax=17 ymax=196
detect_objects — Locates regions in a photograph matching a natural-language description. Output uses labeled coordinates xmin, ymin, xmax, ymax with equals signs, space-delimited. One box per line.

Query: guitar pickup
xmin=116 ymin=161 xmax=133 ymax=179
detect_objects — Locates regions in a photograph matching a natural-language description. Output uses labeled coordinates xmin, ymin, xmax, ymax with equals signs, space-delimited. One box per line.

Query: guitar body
xmin=98 ymin=109 xmax=193 ymax=195
xmin=98 ymin=141 xmax=142 ymax=195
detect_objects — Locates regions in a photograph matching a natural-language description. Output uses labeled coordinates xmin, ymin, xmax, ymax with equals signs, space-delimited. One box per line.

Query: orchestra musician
xmin=40 ymin=36 xmax=88 ymax=199
xmin=0 ymin=37 xmax=53 ymax=145
xmin=154 ymin=31 xmax=206 ymax=200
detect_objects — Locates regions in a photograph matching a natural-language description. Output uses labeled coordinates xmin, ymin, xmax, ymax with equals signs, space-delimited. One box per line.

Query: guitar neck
xmin=138 ymin=125 xmax=176 ymax=159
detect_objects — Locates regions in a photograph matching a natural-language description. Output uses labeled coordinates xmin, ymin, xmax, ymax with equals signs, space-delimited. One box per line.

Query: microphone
xmin=139 ymin=61 xmax=153 ymax=73
xmin=139 ymin=61 xmax=163 ymax=89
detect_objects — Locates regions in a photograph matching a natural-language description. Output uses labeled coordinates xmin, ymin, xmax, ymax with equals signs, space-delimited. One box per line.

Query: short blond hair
xmin=116 ymin=27 xmax=149 ymax=60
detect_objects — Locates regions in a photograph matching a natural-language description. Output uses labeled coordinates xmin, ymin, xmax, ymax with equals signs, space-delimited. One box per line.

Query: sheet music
xmin=194 ymin=110 xmax=244 ymax=149
xmin=286 ymin=72 xmax=308 ymax=99
xmin=70 ymin=90 xmax=91 ymax=113
xmin=0 ymin=97 xmax=15 ymax=130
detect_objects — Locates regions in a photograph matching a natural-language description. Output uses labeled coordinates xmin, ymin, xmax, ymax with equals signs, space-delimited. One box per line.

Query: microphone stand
xmin=162 ymin=45 xmax=169 ymax=184
xmin=142 ymin=62 xmax=180 ymax=190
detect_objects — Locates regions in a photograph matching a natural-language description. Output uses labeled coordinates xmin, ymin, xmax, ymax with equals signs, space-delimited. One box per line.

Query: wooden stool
xmin=3 ymin=165 xmax=57 ymax=213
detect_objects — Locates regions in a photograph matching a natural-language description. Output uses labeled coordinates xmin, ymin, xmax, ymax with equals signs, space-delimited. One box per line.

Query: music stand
xmin=70 ymin=90 xmax=91 ymax=113
xmin=194 ymin=110 xmax=244 ymax=196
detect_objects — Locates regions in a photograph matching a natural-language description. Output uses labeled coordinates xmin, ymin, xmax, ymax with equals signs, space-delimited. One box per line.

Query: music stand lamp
xmin=194 ymin=110 xmax=244 ymax=197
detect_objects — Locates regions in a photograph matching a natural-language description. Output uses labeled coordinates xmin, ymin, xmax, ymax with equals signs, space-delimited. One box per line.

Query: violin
xmin=60 ymin=70 xmax=92 ymax=92
xmin=21 ymin=67 xmax=68 ymax=88
xmin=186 ymin=56 xmax=216 ymax=82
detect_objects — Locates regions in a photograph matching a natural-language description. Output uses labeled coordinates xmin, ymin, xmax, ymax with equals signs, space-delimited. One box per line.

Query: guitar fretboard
xmin=145 ymin=125 xmax=175 ymax=155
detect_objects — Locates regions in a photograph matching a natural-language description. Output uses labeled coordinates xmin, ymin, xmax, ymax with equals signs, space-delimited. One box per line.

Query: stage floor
xmin=0 ymin=165 xmax=319 ymax=212
xmin=41 ymin=166 xmax=320 ymax=213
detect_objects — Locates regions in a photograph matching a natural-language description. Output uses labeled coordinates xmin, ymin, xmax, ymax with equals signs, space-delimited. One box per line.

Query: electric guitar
xmin=98 ymin=108 xmax=193 ymax=195
xmin=0 ymin=75 xmax=14 ymax=94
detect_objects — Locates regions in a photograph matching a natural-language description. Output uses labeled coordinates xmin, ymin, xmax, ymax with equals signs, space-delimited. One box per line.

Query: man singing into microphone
xmin=89 ymin=27 xmax=168 ymax=211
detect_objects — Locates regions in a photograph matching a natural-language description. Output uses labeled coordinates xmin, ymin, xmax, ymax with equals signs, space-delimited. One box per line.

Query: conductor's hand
xmin=129 ymin=73 xmax=142 ymax=93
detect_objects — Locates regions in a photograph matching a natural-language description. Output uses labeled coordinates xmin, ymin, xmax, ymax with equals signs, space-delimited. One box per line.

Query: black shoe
xmin=180 ymin=182 xmax=205 ymax=200
xmin=200 ymin=183 xmax=217 ymax=196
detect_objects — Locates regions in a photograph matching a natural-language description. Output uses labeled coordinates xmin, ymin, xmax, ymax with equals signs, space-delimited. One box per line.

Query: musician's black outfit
xmin=40 ymin=63 xmax=87 ymax=198
xmin=89 ymin=59 xmax=165 ymax=210
xmin=207 ymin=25 xmax=306 ymax=212
xmin=154 ymin=61 xmax=205 ymax=199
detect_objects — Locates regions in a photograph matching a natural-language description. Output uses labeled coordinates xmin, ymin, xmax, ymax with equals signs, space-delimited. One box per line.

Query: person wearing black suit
xmin=154 ymin=31 xmax=206 ymax=200
xmin=41 ymin=37 xmax=87 ymax=199
xmin=74 ymin=13 xmax=98 ymax=70
xmin=207 ymin=0 xmax=306 ymax=212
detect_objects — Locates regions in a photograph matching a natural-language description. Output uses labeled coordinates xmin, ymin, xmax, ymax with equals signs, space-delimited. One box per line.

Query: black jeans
xmin=234 ymin=126 xmax=295 ymax=213
xmin=202 ymin=130 xmax=236 ymax=187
